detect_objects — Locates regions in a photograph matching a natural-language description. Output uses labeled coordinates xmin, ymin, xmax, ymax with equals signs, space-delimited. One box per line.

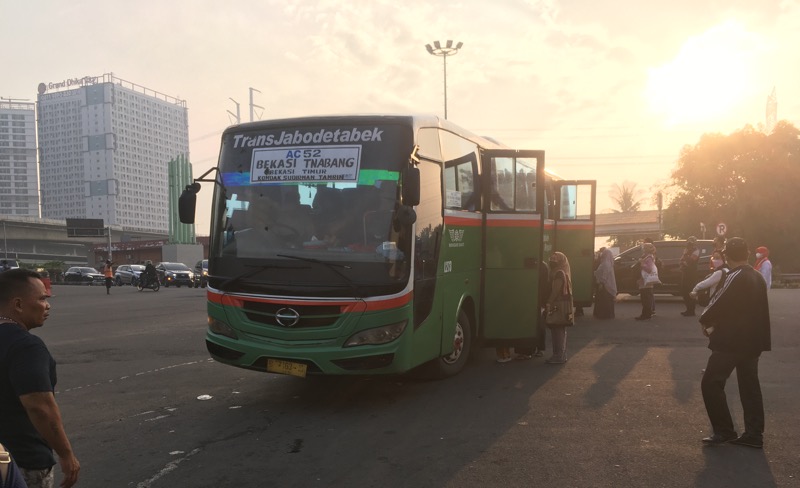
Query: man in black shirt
xmin=0 ymin=269 xmax=80 ymax=487
xmin=699 ymin=237 xmax=771 ymax=448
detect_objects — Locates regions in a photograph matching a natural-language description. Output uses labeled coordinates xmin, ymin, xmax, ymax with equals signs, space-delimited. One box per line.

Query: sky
xmin=3 ymin=0 xmax=799 ymax=235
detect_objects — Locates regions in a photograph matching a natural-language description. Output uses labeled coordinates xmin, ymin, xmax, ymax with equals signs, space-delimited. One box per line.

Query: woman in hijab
xmin=593 ymin=248 xmax=617 ymax=319
xmin=545 ymin=252 xmax=573 ymax=364
xmin=635 ymin=242 xmax=659 ymax=321
xmin=754 ymin=246 xmax=772 ymax=289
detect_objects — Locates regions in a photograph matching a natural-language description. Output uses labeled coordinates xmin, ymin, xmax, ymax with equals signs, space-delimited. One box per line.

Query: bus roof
xmin=221 ymin=114 xmax=512 ymax=150
xmin=219 ymin=114 xmax=565 ymax=177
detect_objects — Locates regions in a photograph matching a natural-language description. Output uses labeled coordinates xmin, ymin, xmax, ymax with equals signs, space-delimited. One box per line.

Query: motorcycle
xmin=137 ymin=275 xmax=160 ymax=292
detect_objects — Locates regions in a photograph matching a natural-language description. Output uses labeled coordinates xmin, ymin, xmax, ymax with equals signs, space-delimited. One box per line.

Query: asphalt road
xmin=32 ymin=284 xmax=800 ymax=487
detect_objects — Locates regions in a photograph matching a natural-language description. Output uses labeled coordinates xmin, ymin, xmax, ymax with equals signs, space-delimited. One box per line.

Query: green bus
xmin=179 ymin=115 xmax=595 ymax=378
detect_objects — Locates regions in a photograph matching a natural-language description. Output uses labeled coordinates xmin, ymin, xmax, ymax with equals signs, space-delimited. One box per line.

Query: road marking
xmin=59 ymin=359 xmax=214 ymax=393
xmin=144 ymin=415 xmax=170 ymax=422
xmin=136 ymin=448 xmax=201 ymax=488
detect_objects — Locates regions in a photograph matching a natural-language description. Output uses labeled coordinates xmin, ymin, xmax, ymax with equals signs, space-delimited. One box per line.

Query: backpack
xmin=696 ymin=268 xmax=728 ymax=307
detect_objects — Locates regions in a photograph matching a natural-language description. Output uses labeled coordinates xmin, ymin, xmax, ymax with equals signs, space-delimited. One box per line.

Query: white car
xmin=114 ymin=264 xmax=146 ymax=286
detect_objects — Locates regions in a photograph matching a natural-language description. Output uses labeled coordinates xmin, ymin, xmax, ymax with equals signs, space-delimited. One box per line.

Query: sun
xmin=645 ymin=21 xmax=766 ymax=125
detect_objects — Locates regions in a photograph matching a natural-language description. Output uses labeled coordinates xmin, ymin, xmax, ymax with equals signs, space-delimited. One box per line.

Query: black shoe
xmin=731 ymin=434 xmax=763 ymax=449
xmin=634 ymin=315 xmax=651 ymax=321
xmin=702 ymin=433 xmax=737 ymax=445
xmin=681 ymin=311 xmax=695 ymax=317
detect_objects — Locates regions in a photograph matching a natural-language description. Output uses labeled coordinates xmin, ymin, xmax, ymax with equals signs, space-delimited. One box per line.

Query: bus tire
xmin=428 ymin=309 xmax=472 ymax=379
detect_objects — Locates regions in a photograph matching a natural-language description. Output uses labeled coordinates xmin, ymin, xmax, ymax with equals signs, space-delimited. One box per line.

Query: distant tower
xmin=766 ymin=87 xmax=777 ymax=133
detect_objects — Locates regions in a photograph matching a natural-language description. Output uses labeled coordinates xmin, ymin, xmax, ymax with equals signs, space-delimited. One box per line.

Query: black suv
xmin=155 ymin=262 xmax=195 ymax=288
xmin=614 ymin=240 xmax=715 ymax=295
xmin=193 ymin=259 xmax=208 ymax=288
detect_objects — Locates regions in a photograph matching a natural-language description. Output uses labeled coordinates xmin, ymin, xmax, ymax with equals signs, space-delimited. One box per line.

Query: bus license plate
xmin=267 ymin=359 xmax=307 ymax=378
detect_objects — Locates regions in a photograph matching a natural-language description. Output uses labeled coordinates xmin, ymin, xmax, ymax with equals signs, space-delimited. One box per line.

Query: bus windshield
xmin=209 ymin=122 xmax=414 ymax=296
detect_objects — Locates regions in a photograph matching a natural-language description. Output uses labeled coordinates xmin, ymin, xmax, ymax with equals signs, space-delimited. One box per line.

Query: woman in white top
xmin=690 ymin=251 xmax=728 ymax=305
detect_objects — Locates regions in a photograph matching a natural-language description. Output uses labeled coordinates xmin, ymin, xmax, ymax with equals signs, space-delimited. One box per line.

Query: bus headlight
xmin=344 ymin=320 xmax=407 ymax=347
xmin=208 ymin=317 xmax=238 ymax=339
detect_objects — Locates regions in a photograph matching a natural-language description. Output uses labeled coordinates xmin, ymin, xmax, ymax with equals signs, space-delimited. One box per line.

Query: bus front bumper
xmin=205 ymin=335 xmax=405 ymax=376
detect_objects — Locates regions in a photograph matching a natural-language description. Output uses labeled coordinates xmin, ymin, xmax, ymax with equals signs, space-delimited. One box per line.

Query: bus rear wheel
xmin=428 ymin=309 xmax=471 ymax=379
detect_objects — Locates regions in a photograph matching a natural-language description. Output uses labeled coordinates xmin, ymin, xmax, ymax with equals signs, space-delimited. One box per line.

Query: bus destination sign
xmin=250 ymin=145 xmax=361 ymax=183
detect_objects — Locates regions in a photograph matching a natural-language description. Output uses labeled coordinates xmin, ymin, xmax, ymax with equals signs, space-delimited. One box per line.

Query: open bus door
xmin=479 ymin=150 xmax=545 ymax=347
xmin=553 ymin=180 xmax=597 ymax=308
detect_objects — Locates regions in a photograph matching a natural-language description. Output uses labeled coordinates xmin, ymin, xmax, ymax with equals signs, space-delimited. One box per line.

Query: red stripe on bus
xmin=443 ymin=216 xmax=482 ymax=226
xmin=486 ymin=219 xmax=540 ymax=228
xmin=364 ymin=291 xmax=413 ymax=311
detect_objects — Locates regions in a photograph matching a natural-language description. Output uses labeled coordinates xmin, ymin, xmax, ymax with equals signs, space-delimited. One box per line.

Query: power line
xmin=553 ymin=155 xmax=674 ymax=160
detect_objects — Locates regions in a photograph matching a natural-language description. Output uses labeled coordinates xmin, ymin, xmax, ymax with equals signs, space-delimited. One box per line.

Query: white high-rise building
xmin=0 ymin=100 xmax=39 ymax=217
xmin=37 ymin=74 xmax=189 ymax=234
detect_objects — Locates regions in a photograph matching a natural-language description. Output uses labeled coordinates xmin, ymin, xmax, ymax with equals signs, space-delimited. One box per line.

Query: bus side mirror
xmin=179 ymin=183 xmax=201 ymax=224
xmin=402 ymin=167 xmax=420 ymax=207
xmin=394 ymin=205 xmax=417 ymax=231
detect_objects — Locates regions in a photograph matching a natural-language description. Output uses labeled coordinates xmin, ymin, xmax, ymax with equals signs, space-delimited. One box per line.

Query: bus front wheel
xmin=428 ymin=309 xmax=472 ymax=379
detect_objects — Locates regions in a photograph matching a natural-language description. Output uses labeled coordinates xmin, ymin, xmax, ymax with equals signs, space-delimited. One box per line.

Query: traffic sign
xmin=716 ymin=222 xmax=727 ymax=236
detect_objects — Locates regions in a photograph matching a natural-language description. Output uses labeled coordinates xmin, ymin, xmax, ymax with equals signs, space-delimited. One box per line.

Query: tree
xmin=605 ymin=180 xmax=649 ymax=250
xmin=665 ymin=121 xmax=800 ymax=271
xmin=609 ymin=180 xmax=645 ymax=213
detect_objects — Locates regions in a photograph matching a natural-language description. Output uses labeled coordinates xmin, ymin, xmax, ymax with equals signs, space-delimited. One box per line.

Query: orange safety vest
xmin=104 ymin=265 xmax=113 ymax=278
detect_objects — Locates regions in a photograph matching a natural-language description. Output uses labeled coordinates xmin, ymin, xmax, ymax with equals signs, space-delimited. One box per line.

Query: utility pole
xmin=766 ymin=87 xmax=777 ymax=133
xmin=107 ymin=226 xmax=112 ymax=261
xmin=227 ymin=98 xmax=241 ymax=124
xmin=657 ymin=191 xmax=663 ymax=239
xmin=249 ymin=87 xmax=263 ymax=122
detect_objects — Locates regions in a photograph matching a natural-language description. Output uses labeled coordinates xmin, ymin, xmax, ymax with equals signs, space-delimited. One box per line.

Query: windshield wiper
xmin=276 ymin=254 xmax=360 ymax=296
xmin=218 ymin=263 xmax=306 ymax=291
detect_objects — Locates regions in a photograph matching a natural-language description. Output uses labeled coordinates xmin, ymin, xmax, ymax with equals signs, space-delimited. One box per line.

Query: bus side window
xmin=515 ymin=159 xmax=537 ymax=211
xmin=489 ymin=157 xmax=514 ymax=211
xmin=440 ymin=130 xmax=480 ymax=212
xmin=444 ymin=153 xmax=479 ymax=211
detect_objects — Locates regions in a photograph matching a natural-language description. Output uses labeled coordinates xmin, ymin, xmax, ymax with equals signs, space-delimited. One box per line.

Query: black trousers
xmin=639 ymin=288 xmax=653 ymax=318
xmin=701 ymin=350 xmax=764 ymax=439
xmin=681 ymin=274 xmax=697 ymax=313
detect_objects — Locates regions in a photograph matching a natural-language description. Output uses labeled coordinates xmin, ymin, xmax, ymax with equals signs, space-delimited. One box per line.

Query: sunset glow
xmin=646 ymin=21 xmax=767 ymax=125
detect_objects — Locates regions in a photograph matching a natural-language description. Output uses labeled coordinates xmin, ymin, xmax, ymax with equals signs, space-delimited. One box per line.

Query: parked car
xmin=0 ymin=258 xmax=20 ymax=272
xmin=63 ymin=266 xmax=105 ymax=285
xmin=194 ymin=259 xmax=208 ymax=288
xmin=614 ymin=240 xmax=715 ymax=295
xmin=114 ymin=264 xmax=146 ymax=286
xmin=156 ymin=262 xmax=195 ymax=288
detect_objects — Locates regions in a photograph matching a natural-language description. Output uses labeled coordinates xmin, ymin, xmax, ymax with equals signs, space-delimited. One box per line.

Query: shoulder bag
xmin=641 ymin=268 xmax=660 ymax=286
xmin=546 ymin=270 xmax=574 ymax=327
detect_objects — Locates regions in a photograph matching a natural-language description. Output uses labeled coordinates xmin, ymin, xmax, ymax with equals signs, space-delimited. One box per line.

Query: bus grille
xmin=242 ymin=302 xmax=342 ymax=329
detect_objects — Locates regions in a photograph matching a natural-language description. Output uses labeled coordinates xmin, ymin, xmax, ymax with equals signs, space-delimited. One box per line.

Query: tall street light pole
xmin=425 ymin=40 xmax=463 ymax=119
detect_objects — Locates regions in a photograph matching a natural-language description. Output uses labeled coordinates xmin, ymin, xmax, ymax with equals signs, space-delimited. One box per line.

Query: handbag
xmin=641 ymin=268 xmax=660 ymax=286
xmin=546 ymin=296 xmax=574 ymax=326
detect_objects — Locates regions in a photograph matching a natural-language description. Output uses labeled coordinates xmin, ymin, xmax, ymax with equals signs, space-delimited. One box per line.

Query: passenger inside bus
xmin=304 ymin=182 xmax=400 ymax=253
